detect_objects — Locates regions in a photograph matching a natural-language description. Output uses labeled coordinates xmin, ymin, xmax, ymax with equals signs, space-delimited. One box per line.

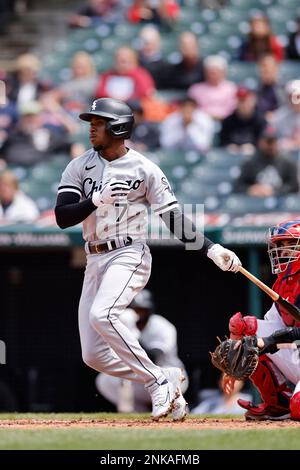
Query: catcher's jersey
xmin=58 ymin=148 xmax=178 ymax=242
xmin=273 ymin=259 xmax=300 ymax=327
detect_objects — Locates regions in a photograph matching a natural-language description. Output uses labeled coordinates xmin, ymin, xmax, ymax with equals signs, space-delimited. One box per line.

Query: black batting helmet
xmin=130 ymin=289 xmax=154 ymax=311
xmin=79 ymin=98 xmax=134 ymax=139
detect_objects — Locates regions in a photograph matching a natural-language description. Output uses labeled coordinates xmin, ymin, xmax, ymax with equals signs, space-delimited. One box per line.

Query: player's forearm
xmin=55 ymin=192 xmax=96 ymax=229
xmin=262 ymin=326 xmax=300 ymax=350
xmin=160 ymin=207 xmax=214 ymax=254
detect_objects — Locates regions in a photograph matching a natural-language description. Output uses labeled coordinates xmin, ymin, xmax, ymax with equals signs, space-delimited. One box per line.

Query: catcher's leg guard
xmin=237 ymin=354 xmax=292 ymax=420
xmin=290 ymin=392 xmax=300 ymax=421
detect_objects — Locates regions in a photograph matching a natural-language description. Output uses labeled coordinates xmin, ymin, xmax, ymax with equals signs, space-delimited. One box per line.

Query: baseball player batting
xmin=55 ymin=97 xmax=241 ymax=421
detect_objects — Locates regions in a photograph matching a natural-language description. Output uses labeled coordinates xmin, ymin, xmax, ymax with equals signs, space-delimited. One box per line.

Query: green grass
xmin=0 ymin=414 xmax=299 ymax=450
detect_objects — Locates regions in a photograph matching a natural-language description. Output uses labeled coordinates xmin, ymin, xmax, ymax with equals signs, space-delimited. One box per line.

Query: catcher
xmin=211 ymin=326 xmax=300 ymax=419
xmin=225 ymin=220 xmax=300 ymax=420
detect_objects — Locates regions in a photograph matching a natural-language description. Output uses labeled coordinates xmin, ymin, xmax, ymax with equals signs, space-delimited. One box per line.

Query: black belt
xmin=87 ymin=237 xmax=132 ymax=255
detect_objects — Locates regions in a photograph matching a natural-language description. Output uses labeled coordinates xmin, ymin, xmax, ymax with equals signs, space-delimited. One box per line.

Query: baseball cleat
xmin=238 ymin=399 xmax=290 ymax=421
xmin=147 ymin=379 xmax=177 ymax=421
xmin=163 ymin=367 xmax=188 ymax=421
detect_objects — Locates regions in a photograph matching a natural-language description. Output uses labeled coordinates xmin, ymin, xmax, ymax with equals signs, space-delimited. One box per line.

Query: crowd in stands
xmin=0 ymin=0 xmax=300 ymax=223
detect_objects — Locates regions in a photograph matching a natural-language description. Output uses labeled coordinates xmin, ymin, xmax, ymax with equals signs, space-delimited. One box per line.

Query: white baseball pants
xmin=257 ymin=304 xmax=300 ymax=394
xmin=78 ymin=242 xmax=165 ymax=386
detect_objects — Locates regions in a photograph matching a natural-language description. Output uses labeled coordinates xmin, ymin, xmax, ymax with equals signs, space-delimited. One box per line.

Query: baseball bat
xmin=238 ymin=266 xmax=300 ymax=322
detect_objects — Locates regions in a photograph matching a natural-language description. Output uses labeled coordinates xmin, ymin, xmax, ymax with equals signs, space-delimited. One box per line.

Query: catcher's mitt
xmin=210 ymin=336 xmax=259 ymax=380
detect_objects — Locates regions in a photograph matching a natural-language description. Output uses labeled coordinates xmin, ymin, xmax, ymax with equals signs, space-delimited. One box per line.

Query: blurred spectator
xmin=127 ymin=0 xmax=180 ymax=31
xmin=164 ymin=32 xmax=204 ymax=90
xmin=95 ymin=289 xmax=188 ymax=412
xmin=256 ymin=54 xmax=285 ymax=119
xmin=138 ymin=25 xmax=167 ymax=89
xmin=0 ymin=0 xmax=15 ymax=35
xmin=7 ymin=53 xmax=52 ymax=106
xmin=234 ymin=127 xmax=299 ymax=197
xmin=126 ymin=99 xmax=160 ymax=151
xmin=188 ymin=55 xmax=237 ymax=120
xmin=160 ymin=96 xmax=215 ymax=152
xmin=286 ymin=14 xmax=300 ymax=60
xmin=0 ymin=170 xmax=39 ymax=223
xmin=0 ymin=100 xmax=18 ymax=150
xmin=191 ymin=376 xmax=252 ymax=415
xmin=239 ymin=13 xmax=284 ymax=62
xmin=1 ymin=101 xmax=71 ymax=166
xmin=219 ymin=86 xmax=266 ymax=155
xmin=48 ymin=52 xmax=98 ymax=115
xmin=96 ymin=46 xmax=155 ymax=101
xmin=271 ymin=80 xmax=300 ymax=153
xmin=68 ymin=0 xmax=125 ymax=27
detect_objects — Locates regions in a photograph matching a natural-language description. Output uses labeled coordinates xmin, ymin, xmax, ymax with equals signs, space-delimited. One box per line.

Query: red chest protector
xmin=272 ymin=259 xmax=300 ymax=327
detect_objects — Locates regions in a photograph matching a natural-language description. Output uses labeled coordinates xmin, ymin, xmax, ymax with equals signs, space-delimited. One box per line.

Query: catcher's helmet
xmin=267 ymin=220 xmax=300 ymax=274
xmin=79 ymin=98 xmax=134 ymax=139
xmin=130 ymin=289 xmax=154 ymax=311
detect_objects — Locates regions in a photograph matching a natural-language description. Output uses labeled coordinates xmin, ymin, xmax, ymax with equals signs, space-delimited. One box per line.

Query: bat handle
xmin=238 ymin=266 xmax=279 ymax=302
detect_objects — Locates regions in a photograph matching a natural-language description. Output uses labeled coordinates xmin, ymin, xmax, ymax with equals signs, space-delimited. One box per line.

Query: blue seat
xmin=278 ymin=195 xmax=300 ymax=212
xmin=227 ymin=62 xmax=258 ymax=84
xmin=279 ymin=61 xmax=300 ymax=83
xmin=205 ymin=148 xmax=246 ymax=169
xmin=220 ymin=194 xmax=279 ymax=213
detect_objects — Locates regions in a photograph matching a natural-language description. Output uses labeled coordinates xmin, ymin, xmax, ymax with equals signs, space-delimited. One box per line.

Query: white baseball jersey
xmin=119 ymin=308 xmax=183 ymax=368
xmin=58 ymin=148 xmax=178 ymax=242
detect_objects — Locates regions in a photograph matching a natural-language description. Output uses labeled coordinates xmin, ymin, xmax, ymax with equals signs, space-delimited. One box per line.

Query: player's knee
xmin=81 ymin=349 xmax=99 ymax=370
xmin=290 ymin=392 xmax=300 ymax=420
xmin=89 ymin=305 xmax=110 ymax=330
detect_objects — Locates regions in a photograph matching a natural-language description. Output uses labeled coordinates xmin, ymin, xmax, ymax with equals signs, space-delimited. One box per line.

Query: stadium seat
xmin=100 ymin=36 xmax=123 ymax=53
xmin=161 ymin=36 xmax=179 ymax=56
xmin=205 ymin=148 xmax=246 ymax=169
xmin=220 ymin=194 xmax=279 ymax=213
xmin=227 ymin=62 xmax=258 ymax=86
xmin=229 ymin=0 xmax=272 ymax=10
xmin=147 ymin=149 xmax=185 ymax=168
xmin=8 ymin=165 xmax=28 ymax=182
xmin=219 ymin=8 xmax=250 ymax=25
xmin=114 ymin=23 xmax=141 ymax=41
xmin=155 ymin=89 xmax=186 ymax=102
xmin=279 ymin=61 xmax=300 ymax=83
xmin=93 ymin=53 xmax=114 ymax=73
xmin=179 ymin=178 xmax=220 ymax=202
xmin=267 ymin=6 xmax=296 ymax=24
xmin=199 ymin=35 xmax=232 ymax=56
xmin=208 ymin=21 xmax=238 ymax=38
xmin=278 ymin=195 xmax=300 ymax=212
xmin=277 ymin=0 xmax=300 ymax=7
xmin=30 ymin=162 xmax=61 ymax=185
xmin=192 ymin=164 xmax=232 ymax=184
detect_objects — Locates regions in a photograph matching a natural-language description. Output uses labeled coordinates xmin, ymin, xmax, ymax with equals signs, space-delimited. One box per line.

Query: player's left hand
xmin=92 ymin=178 xmax=130 ymax=206
xmin=207 ymin=244 xmax=242 ymax=272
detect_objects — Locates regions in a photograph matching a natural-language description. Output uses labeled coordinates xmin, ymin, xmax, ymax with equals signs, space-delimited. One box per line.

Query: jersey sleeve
xmin=146 ymin=164 xmax=178 ymax=215
xmin=57 ymin=159 xmax=83 ymax=198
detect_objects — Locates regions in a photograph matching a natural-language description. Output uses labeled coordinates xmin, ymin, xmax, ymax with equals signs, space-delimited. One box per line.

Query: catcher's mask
xmin=79 ymin=98 xmax=134 ymax=139
xmin=267 ymin=220 xmax=300 ymax=274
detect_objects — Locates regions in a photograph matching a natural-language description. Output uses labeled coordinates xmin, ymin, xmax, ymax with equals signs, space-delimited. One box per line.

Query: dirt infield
xmin=0 ymin=418 xmax=299 ymax=430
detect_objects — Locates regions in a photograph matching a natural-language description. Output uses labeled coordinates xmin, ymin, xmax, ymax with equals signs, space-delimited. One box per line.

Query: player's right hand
xmin=92 ymin=179 xmax=130 ymax=206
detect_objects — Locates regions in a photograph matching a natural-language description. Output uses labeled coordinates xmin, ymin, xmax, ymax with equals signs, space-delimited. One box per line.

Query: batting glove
xmin=92 ymin=179 xmax=130 ymax=206
xmin=207 ymin=243 xmax=242 ymax=272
